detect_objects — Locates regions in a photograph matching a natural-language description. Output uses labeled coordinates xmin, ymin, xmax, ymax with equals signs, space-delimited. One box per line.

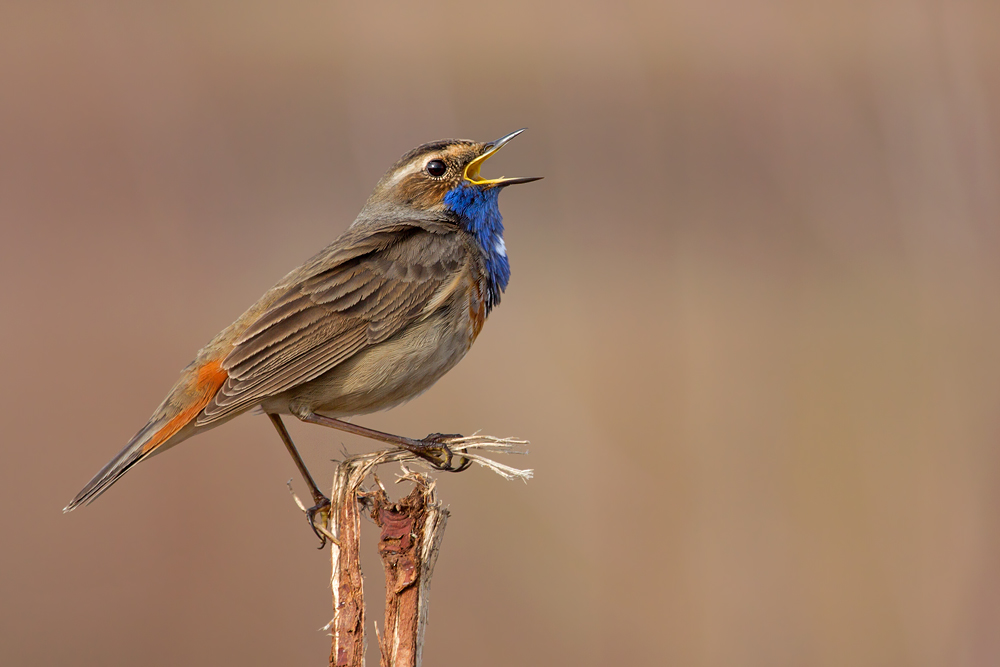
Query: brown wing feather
xmin=196 ymin=226 xmax=467 ymax=425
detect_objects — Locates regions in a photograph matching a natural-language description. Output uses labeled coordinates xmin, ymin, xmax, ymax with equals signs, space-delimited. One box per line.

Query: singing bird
xmin=65 ymin=130 xmax=540 ymax=539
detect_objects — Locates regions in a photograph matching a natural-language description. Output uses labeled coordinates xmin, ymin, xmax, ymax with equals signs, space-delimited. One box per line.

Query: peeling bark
xmin=313 ymin=441 xmax=528 ymax=667
xmin=370 ymin=477 xmax=448 ymax=667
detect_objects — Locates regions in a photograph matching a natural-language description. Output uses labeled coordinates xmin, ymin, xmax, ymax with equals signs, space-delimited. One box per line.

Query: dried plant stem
xmin=370 ymin=471 xmax=448 ymax=667
xmin=325 ymin=453 xmax=388 ymax=667
xmin=294 ymin=437 xmax=529 ymax=667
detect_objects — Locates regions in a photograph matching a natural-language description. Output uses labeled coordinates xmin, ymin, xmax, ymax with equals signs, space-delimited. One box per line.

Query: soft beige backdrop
xmin=2 ymin=2 xmax=999 ymax=666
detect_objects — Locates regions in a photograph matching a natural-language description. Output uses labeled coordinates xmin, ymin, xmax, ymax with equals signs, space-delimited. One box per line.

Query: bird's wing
xmin=197 ymin=226 xmax=467 ymax=425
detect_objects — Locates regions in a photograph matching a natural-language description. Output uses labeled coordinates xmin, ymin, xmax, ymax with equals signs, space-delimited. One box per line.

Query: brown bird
xmin=65 ymin=130 xmax=539 ymax=541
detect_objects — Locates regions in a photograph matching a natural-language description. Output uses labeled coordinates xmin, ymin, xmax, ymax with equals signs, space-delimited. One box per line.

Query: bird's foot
xmin=306 ymin=495 xmax=333 ymax=549
xmin=409 ymin=433 xmax=473 ymax=472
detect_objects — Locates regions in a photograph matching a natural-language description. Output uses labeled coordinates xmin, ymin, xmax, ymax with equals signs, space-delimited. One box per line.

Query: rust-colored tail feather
xmin=64 ymin=359 xmax=228 ymax=512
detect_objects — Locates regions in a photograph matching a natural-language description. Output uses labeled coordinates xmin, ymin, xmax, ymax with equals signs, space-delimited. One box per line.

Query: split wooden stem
xmin=301 ymin=438 xmax=530 ymax=667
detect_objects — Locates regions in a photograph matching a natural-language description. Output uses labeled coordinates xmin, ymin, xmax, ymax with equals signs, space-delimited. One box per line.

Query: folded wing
xmin=197 ymin=226 xmax=466 ymax=425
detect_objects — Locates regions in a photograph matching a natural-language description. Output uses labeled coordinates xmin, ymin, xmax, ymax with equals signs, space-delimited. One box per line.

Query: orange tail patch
xmin=140 ymin=359 xmax=229 ymax=455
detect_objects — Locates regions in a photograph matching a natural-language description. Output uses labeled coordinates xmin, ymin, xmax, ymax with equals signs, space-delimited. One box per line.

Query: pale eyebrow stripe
xmin=381 ymin=161 xmax=422 ymax=189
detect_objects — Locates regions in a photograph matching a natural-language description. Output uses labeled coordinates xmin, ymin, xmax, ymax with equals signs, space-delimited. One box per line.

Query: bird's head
xmin=359 ymin=130 xmax=539 ymax=312
xmin=363 ymin=129 xmax=540 ymax=221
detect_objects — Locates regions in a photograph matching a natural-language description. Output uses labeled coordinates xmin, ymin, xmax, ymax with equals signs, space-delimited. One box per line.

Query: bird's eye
xmin=425 ymin=159 xmax=447 ymax=177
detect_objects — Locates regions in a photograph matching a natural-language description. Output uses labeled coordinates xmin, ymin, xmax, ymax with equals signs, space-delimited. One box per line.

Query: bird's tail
xmin=63 ymin=358 xmax=228 ymax=512
xmin=63 ymin=418 xmax=171 ymax=511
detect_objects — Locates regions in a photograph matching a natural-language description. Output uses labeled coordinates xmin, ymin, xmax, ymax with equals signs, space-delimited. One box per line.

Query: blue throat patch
xmin=443 ymin=184 xmax=510 ymax=312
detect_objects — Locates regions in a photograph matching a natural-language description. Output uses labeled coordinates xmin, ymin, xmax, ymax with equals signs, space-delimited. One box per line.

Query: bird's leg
xmin=292 ymin=409 xmax=472 ymax=473
xmin=268 ymin=413 xmax=332 ymax=548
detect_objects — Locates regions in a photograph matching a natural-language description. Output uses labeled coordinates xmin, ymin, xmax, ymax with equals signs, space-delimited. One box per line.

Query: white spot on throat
xmin=494 ymin=237 xmax=507 ymax=257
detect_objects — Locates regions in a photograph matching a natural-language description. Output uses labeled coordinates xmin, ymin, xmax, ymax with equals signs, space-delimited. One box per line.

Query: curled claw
xmin=421 ymin=433 xmax=473 ymax=473
xmin=449 ymin=455 xmax=473 ymax=473
xmin=306 ymin=496 xmax=332 ymax=549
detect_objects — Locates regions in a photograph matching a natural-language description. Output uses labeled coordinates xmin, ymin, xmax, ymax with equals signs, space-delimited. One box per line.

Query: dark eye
xmin=426 ymin=159 xmax=447 ymax=177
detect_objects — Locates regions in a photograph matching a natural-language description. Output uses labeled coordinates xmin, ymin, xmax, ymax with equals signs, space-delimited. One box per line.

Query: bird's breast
xmin=276 ymin=260 xmax=488 ymax=418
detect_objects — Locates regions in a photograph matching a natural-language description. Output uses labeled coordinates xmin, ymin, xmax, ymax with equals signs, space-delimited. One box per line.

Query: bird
xmin=64 ymin=129 xmax=540 ymax=543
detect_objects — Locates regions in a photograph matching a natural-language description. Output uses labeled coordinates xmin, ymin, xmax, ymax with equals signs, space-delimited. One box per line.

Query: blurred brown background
xmin=2 ymin=2 xmax=999 ymax=665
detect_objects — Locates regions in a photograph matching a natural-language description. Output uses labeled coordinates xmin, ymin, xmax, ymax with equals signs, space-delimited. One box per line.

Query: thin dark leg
xmin=268 ymin=413 xmax=332 ymax=547
xmin=269 ymin=414 xmax=326 ymax=504
xmin=293 ymin=410 xmax=472 ymax=473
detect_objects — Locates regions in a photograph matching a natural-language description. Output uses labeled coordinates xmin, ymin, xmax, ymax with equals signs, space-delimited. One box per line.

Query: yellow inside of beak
xmin=463 ymin=146 xmax=508 ymax=186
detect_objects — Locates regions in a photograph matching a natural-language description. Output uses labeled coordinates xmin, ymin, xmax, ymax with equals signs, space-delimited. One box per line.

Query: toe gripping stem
xmin=306 ymin=495 xmax=332 ymax=549
xmin=412 ymin=433 xmax=473 ymax=473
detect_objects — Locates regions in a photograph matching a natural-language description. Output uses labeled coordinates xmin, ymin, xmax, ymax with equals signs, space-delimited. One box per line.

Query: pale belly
xmin=260 ymin=303 xmax=475 ymax=418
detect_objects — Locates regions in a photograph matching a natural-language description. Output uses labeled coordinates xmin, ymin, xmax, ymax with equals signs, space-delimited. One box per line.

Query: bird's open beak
xmin=463 ymin=128 xmax=542 ymax=188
